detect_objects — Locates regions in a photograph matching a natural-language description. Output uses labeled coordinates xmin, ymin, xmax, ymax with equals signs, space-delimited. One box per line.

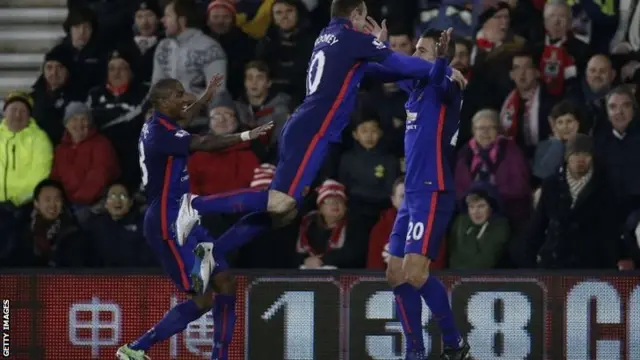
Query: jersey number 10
xmin=306 ymin=50 xmax=326 ymax=96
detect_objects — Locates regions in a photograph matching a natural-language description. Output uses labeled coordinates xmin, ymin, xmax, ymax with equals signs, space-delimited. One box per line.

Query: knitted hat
xmin=136 ymin=0 xmax=162 ymax=18
xmin=63 ymin=101 xmax=92 ymax=125
xmin=63 ymin=6 xmax=98 ymax=33
xmin=207 ymin=0 xmax=236 ymax=16
xmin=316 ymin=179 xmax=347 ymax=205
xmin=477 ymin=1 xmax=510 ymax=29
xmin=3 ymin=91 xmax=34 ymax=113
xmin=108 ymin=45 xmax=138 ymax=69
xmin=565 ymin=134 xmax=593 ymax=159
xmin=250 ymin=163 xmax=276 ymax=189
xmin=209 ymin=91 xmax=237 ymax=114
xmin=44 ymin=45 xmax=73 ymax=71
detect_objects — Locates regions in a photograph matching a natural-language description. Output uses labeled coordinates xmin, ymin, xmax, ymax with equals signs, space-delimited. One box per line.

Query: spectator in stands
xmin=518 ymin=134 xmax=618 ymax=269
xmin=452 ymin=37 xmax=472 ymax=79
xmin=500 ymin=50 xmax=557 ymax=157
xmin=574 ymin=54 xmax=617 ymax=134
xmin=188 ymin=92 xmax=262 ymax=196
xmin=51 ymin=102 xmax=121 ymax=209
xmin=471 ymin=2 xmax=525 ymax=67
xmin=0 ymin=92 xmax=52 ymax=207
xmin=533 ymin=0 xmax=589 ymax=97
xmin=84 ymin=182 xmax=156 ymax=267
xmin=256 ymin=0 xmax=315 ymax=101
xmin=30 ymin=46 xmax=83 ymax=145
xmin=367 ymin=176 xmax=404 ymax=270
xmin=205 ymin=0 xmax=256 ymax=99
xmin=532 ymin=99 xmax=582 ymax=182
xmin=153 ymin=0 xmax=227 ymax=128
xmin=13 ymin=179 xmax=88 ymax=267
xmin=56 ymin=6 xmax=107 ymax=95
xmin=296 ymin=180 xmax=367 ymax=269
xmin=339 ymin=115 xmax=400 ymax=217
xmin=235 ymin=61 xmax=291 ymax=145
xmin=87 ymin=48 xmax=148 ymax=190
xmin=455 ymin=109 xmax=531 ymax=226
xmin=594 ymin=85 xmax=640 ymax=218
xmin=388 ymin=25 xmax=414 ymax=56
xmin=131 ymin=1 xmax=163 ymax=85
xmin=449 ymin=182 xmax=509 ymax=269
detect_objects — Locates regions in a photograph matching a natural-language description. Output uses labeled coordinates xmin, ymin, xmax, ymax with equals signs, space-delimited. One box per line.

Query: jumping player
xmin=199 ymin=0 xmax=461 ymax=243
xmin=116 ymin=77 xmax=272 ymax=360
xmin=383 ymin=27 xmax=472 ymax=360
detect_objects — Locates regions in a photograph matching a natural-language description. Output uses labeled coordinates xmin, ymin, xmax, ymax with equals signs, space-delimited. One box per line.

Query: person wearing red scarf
xmin=296 ymin=180 xmax=364 ymax=269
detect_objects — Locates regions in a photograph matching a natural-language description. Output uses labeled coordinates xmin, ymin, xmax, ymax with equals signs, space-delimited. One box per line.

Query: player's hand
xmin=450 ymin=68 xmax=467 ymax=89
xmin=248 ymin=121 xmax=274 ymax=139
xmin=363 ymin=16 xmax=388 ymax=43
xmin=435 ymin=27 xmax=453 ymax=58
xmin=203 ymin=74 xmax=225 ymax=102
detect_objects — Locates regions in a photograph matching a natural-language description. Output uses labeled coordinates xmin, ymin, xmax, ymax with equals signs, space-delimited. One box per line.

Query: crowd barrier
xmin=1 ymin=270 xmax=639 ymax=359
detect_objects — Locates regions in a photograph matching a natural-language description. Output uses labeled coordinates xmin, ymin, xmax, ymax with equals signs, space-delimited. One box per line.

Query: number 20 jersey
xmin=279 ymin=17 xmax=393 ymax=143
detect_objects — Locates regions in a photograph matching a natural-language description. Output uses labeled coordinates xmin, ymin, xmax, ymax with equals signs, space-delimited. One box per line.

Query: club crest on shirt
xmin=374 ymin=165 xmax=385 ymax=178
xmin=175 ymin=130 xmax=189 ymax=138
xmin=372 ymin=38 xmax=386 ymax=49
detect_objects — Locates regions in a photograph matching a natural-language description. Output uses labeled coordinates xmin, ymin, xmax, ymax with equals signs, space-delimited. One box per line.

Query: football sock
xmin=191 ymin=189 xmax=268 ymax=214
xmin=417 ymin=276 xmax=461 ymax=348
xmin=393 ymin=283 xmax=426 ymax=355
xmin=130 ymin=299 xmax=204 ymax=351
xmin=211 ymin=294 xmax=237 ymax=360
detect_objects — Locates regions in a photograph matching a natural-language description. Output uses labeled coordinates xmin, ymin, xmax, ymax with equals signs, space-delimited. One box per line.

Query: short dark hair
xmin=511 ymin=49 xmax=537 ymax=68
xmin=388 ymin=24 xmax=413 ymax=39
xmin=330 ymin=0 xmax=364 ymax=17
xmin=549 ymin=99 xmax=584 ymax=124
xmin=170 ymin=0 xmax=199 ymax=28
xmin=607 ymin=84 xmax=639 ymax=110
xmin=245 ymin=60 xmax=271 ymax=78
xmin=149 ymin=78 xmax=181 ymax=108
xmin=419 ymin=28 xmax=455 ymax=60
xmin=454 ymin=37 xmax=472 ymax=53
xmin=34 ymin=179 xmax=65 ymax=202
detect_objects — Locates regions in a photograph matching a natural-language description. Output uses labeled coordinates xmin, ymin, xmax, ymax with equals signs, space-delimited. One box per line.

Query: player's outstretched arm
xmin=180 ymin=74 xmax=224 ymax=121
xmin=380 ymin=52 xmax=450 ymax=84
xmin=189 ymin=122 xmax=274 ymax=152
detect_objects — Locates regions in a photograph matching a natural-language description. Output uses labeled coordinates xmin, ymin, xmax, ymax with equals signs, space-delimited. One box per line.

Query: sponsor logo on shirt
xmin=175 ymin=130 xmax=189 ymax=138
xmin=372 ymin=39 xmax=386 ymax=49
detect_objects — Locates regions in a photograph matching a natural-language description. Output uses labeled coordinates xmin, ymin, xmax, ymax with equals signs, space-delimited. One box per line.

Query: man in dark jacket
xmin=518 ymin=134 xmax=619 ymax=269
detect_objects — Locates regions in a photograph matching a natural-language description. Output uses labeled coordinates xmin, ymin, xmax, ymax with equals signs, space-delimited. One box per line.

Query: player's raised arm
xmin=189 ymin=122 xmax=274 ymax=152
xmin=180 ymin=74 xmax=225 ymax=121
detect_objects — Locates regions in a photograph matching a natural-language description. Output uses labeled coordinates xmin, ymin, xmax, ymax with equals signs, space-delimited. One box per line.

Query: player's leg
xmin=210 ymin=271 xmax=236 ymax=360
xmin=190 ymin=188 xmax=270 ymax=214
xmin=118 ymin=232 xmax=212 ymax=359
xmin=403 ymin=192 xmax=470 ymax=359
xmin=386 ymin=201 xmax=426 ymax=359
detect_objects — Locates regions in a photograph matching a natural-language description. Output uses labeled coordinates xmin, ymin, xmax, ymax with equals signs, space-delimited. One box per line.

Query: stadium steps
xmin=0 ymin=1 xmax=67 ymax=100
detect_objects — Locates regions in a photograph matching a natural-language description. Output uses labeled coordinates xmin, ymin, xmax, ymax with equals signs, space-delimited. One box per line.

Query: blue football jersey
xmin=402 ymin=62 xmax=462 ymax=193
xmin=138 ymin=111 xmax=192 ymax=210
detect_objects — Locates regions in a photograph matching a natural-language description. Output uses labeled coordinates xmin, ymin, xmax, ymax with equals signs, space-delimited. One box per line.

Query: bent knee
xmin=385 ymin=257 xmax=405 ymax=287
xmin=191 ymin=291 xmax=214 ymax=310
xmin=267 ymin=190 xmax=296 ymax=215
xmin=405 ymin=270 xmax=430 ymax=288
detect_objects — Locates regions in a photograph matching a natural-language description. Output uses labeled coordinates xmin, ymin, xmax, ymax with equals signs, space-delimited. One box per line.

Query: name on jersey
xmin=315 ymin=34 xmax=339 ymax=47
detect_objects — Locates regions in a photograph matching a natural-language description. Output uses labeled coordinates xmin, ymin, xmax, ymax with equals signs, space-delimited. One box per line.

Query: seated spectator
xmin=84 ymin=182 xmax=156 ymax=267
xmin=87 ymin=47 xmax=148 ymax=190
xmin=455 ymin=109 xmax=531 ymax=226
xmin=205 ymin=0 xmax=256 ymax=98
xmin=574 ymin=54 xmax=617 ymax=134
xmin=594 ymin=85 xmax=640 ymax=217
xmin=31 ymin=46 xmax=84 ymax=145
xmin=153 ymin=0 xmax=227 ymax=104
xmin=0 ymin=92 xmax=52 ymax=207
xmin=449 ymin=183 xmax=510 ymax=270
xmin=532 ymin=0 xmax=587 ymax=97
xmin=500 ymin=50 xmax=557 ymax=157
xmin=131 ymin=1 xmax=163 ymax=85
xmin=51 ymin=102 xmax=121 ymax=208
xmin=532 ymin=99 xmax=582 ymax=182
xmin=256 ymin=0 xmax=315 ymax=101
xmin=517 ymin=134 xmax=618 ymax=269
xmin=296 ymin=180 xmax=367 ymax=269
xmin=339 ymin=115 xmax=400 ymax=217
xmin=367 ymin=176 xmax=404 ymax=270
xmin=235 ymin=61 xmax=291 ymax=145
xmin=55 ymin=6 xmax=107 ymax=95
xmin=188 ymin=93 xmax=262 ymax=196
xmin=12 ymin=179 xmax=88 ymax=267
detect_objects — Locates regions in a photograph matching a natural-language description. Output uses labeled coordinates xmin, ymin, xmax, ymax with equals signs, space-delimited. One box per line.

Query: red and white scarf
xmin=296 ymin=211 xmax=346 ymax=257
xmin=500 ymin=86 xmax=541 ymax=145
xmin=471 ymin=30 xmax=501 ymax=65
xmin=539 ymin=35 xmax=577 ymax=96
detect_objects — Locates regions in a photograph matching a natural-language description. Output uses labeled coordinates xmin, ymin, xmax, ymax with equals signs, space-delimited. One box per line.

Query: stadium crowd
xmin=0 ymin=0 xmax=639 ymax=271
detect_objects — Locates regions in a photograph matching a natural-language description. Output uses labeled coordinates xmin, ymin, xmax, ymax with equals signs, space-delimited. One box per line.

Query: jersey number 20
xmin=306 ymin=50 xmax=326 ymax=96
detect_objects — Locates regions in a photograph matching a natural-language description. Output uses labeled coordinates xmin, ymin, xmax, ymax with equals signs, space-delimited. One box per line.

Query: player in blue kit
xmin=212 ymin=0 xmax=461 ymax=244
xmin=381 ymin=27 xmax=472 ymax=360
xmin=116 ymin=77 xmax=274 ymax=360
